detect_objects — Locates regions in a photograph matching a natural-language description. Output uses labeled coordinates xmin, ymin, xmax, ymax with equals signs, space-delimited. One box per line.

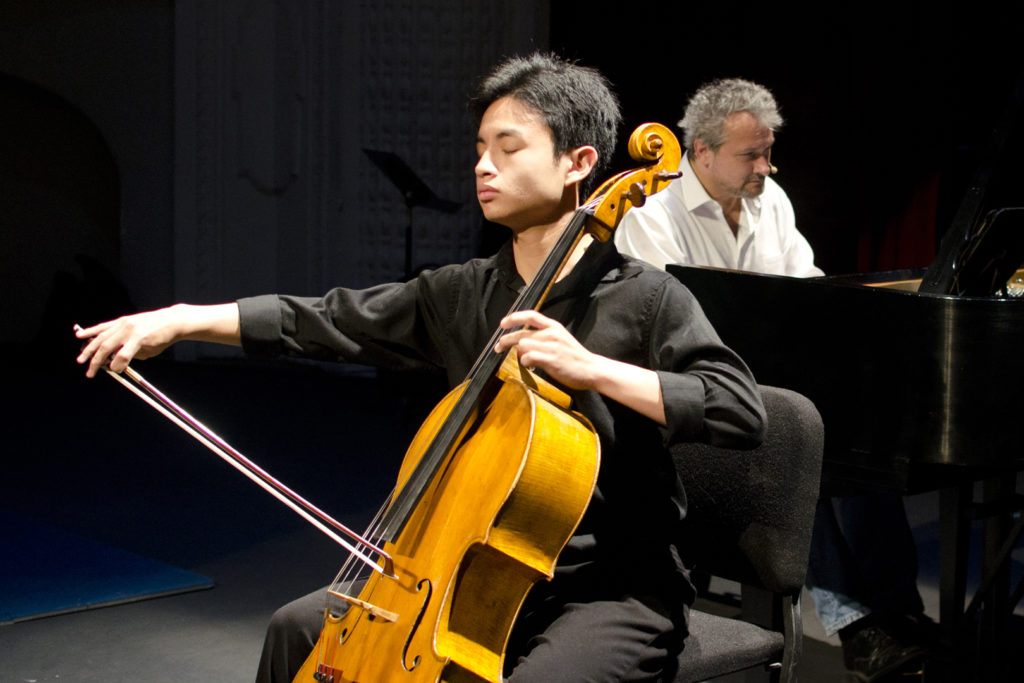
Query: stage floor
xmin=1 ymin=357 xmax=1019 ymax=682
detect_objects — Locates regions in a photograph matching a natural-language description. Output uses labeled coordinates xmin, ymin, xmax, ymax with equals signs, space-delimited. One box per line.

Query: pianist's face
xmin=694 ymin=111 xmax=775 ymax=201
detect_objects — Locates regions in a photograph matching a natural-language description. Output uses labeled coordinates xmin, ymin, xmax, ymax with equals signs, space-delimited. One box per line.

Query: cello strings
xmin=321 ymin=389 xmax=462 ymax=614
xmin=465 ymin=196 xmax=600 ymax=380
xmin=322 ymin=489 xmax=396 ymax=622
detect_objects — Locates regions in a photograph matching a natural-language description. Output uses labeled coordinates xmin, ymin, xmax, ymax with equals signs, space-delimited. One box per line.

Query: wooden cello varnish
xmin=299 ymin=351 xmax=598 ymax=682
xmin=293 ymin=123 xmax=682 ymax=683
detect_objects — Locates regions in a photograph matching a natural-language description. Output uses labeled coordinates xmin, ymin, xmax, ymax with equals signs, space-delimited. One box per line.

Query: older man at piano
xmin=616 ymin=78 xmax=936 ymax=682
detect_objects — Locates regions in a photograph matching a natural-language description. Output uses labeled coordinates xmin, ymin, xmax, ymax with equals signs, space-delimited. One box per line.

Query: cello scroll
xmin=585 ymin=122 xmax=682 ymax=242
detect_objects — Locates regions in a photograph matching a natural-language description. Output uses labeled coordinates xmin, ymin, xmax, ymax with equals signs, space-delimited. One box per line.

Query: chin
xmin=481 ymin=207 xmax=509 ymax=226
xmin=740 ymin=184 xmax=765 ymax=199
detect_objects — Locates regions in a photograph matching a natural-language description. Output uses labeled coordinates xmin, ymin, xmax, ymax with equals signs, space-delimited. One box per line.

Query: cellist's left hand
xmin=494 ymin=310 xmax=598 ymax=391
xmin=494 ymin=310 xmax=667 ymax=425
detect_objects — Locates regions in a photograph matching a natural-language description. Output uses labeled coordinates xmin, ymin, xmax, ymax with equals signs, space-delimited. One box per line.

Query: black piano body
xmin=666 ymin=264 xmax=1024 ymax=494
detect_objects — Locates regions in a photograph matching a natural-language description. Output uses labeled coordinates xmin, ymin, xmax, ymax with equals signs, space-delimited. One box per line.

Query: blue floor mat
xmin=1 ymin=508 xmax=213 ymax=624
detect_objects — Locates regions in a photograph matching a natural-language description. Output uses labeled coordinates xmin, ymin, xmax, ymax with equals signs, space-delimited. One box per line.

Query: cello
xmin=89 ymin=122 xmax=682 ymax=683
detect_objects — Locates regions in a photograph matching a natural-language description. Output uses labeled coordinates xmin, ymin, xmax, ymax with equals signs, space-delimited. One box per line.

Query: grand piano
xmin=669 ymin=213 xmax=1024 ymax=492
xmin=667 ymin=191 xmax=1024 ymax=678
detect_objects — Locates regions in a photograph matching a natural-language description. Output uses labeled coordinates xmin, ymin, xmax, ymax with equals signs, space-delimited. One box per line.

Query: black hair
xmin=469 ymin=52 xmax=621 ymax=196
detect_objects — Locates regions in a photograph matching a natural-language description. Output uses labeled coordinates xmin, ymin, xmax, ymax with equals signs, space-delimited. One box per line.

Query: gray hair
xmin=678 ymin=78 xmax=783 ymax=154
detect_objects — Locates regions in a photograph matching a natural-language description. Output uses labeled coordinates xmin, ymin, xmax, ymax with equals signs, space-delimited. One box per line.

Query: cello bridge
xmin=327 ymin=588 xmax=399 ymax=623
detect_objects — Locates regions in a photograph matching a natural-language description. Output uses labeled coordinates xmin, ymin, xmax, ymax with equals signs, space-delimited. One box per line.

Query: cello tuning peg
xmin=627 ymin=182 xmax=647 ymax=208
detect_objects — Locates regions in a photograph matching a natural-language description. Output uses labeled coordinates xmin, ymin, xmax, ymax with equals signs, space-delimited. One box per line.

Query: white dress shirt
xmin=614 ymin=153 xmax=823 ymax=277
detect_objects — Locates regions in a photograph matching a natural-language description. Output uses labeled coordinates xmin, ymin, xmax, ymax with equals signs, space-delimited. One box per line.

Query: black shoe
xmin=841 ymin=623 xmax=926 ymax=682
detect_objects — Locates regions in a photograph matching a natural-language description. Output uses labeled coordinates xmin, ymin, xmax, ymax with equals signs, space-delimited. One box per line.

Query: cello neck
xmin=378 ymin=207 xmax=592 ymax=542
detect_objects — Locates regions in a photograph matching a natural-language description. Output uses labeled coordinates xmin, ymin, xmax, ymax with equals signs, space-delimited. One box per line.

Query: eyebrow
xmin=476 ymin=129 xmax=525 ymax=144
xmin=736 ymin=143 xmax=773 ymax=155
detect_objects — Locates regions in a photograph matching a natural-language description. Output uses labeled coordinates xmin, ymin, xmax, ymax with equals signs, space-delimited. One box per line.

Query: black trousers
xmin=255 ymin=581 xmax=683 ymax=683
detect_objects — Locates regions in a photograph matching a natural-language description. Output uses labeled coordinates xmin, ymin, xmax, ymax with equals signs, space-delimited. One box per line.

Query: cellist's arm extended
xmin=494 ymin=309 xmax=666 ymax=426
xmin=75 ymin=303 xmax=241 ymax=378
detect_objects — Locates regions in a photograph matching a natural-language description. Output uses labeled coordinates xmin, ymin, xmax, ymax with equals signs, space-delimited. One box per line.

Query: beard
xmin=736 ymin=175 xmax=767 ymax=200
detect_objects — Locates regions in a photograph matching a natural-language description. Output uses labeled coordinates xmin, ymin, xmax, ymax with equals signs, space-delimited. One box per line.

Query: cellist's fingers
xmin=75 ymin=321 xmax=132 ymax=377
xmin=493 ymin=311 xmax=601 ymax=389
xmin=494 ymin=310 xmax=554 ymax=354
xmin=494 ymin=329 xmax=521 ymax=354
xmin=74 ymin=320 xmax=112 ymax=339
xmin=75 ymin=314 xmax=165 ymax=377
xmin=499 ymin=310 xmax=554 ymax=332
xmin=74 ymin=319 xmax=117 ymax=357
xmin=75 ymin=322 xmax=115 ymax=377
xmin=104 ymin=333 xmax=146 ymax=375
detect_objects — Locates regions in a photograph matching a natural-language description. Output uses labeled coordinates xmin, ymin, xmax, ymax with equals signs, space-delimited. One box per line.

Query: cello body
xmin=293 ymin=360 xmax=599 ymax=683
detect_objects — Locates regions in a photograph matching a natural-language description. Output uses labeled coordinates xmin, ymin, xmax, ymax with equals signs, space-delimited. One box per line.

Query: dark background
xmin=2 ymin=1 xmax=1021 ymax=353
xmin=1 ymin=0 xmax=1020 ymax=549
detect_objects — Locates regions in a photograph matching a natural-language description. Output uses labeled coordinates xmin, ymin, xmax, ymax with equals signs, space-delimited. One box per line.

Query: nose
xmin=754 ymin=155 xmax=772 ymax=177
xmin=475 ymin=150 xmax=496 ymax=178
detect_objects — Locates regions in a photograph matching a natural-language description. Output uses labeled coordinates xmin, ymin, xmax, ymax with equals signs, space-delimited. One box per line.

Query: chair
xmin=671 ymin=385 xmax=824 ymax=683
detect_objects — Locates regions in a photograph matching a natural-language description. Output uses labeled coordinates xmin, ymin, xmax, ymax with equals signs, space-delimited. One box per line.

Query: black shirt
xmin=238 ymin=238 xmax=764 ymax=602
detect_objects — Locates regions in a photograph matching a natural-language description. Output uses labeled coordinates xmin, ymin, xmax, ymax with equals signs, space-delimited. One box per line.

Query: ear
xmin=563 ymin=145 xmax=599 ymax=187
xmin=692 ymin=138 xmax=714 ymax=167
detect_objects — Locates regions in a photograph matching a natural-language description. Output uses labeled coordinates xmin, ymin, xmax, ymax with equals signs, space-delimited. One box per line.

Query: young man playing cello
xmin=76 ymin=53 xmax=764 ymax=682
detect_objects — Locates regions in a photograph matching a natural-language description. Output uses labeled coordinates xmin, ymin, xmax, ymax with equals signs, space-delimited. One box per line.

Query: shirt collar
xmin=493 ymin=231 xmax=624 ymax=297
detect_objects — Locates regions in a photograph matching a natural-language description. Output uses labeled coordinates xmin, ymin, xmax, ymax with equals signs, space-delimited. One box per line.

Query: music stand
xmin=363 ymin=149 xmax=462 ymax=279
xmin=921 ymin=207 xmax=1024 ymax=297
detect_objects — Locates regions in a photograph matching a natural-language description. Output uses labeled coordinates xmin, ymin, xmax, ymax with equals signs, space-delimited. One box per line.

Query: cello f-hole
xmin=402 ymin=579 xmax=433 ymax=672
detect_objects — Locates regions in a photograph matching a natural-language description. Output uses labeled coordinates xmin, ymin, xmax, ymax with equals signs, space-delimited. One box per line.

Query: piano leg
xmin=937 ymin=484 xmax=971 ymax=680
xmin=973 ymin=475 xmax=1021 ymax=681
xmin=935 ymin=473 xmax=1024 ymax=682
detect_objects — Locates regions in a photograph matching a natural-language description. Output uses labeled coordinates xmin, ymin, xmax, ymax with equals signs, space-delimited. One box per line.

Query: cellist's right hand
xmin=75 ymin=303 xmax=242 ymax=378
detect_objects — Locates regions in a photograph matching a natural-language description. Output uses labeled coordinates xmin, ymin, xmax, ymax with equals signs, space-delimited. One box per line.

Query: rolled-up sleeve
xmin=648 ymin=276 xmax=765 ymax=449
xmin=237 ymin=294 xmax=287 ymax=357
